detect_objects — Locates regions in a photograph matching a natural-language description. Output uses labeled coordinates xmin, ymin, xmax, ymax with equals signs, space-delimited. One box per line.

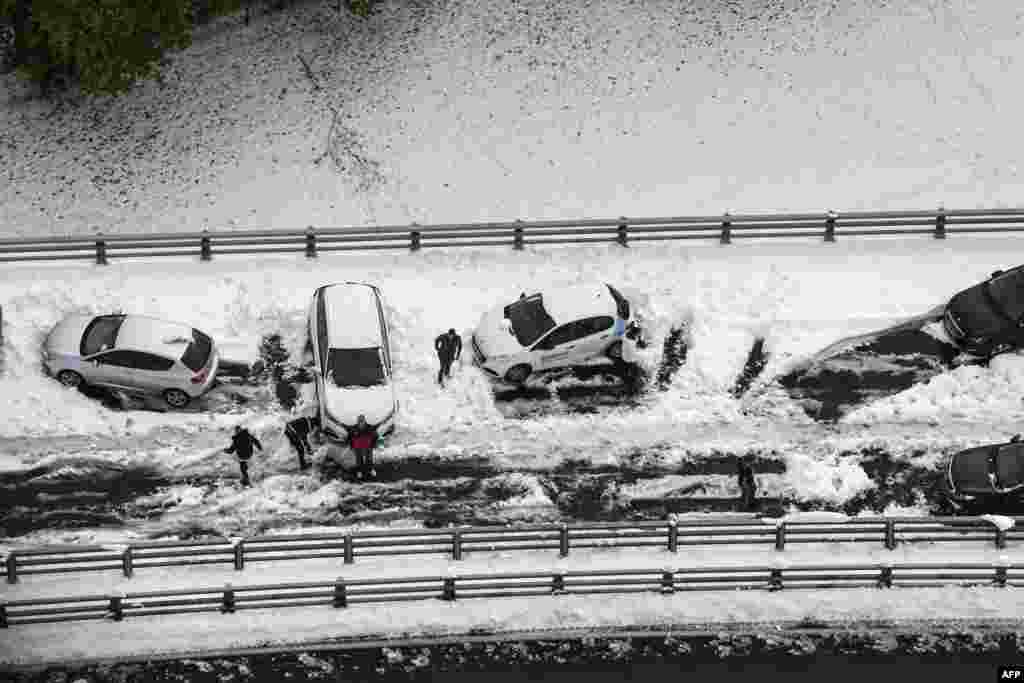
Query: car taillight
xmin=191 ymin=368 xmax=209 ymax=384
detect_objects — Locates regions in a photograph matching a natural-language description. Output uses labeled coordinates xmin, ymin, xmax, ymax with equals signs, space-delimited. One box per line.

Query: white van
xmin=308 ymin=282 xmax=397 ymax=441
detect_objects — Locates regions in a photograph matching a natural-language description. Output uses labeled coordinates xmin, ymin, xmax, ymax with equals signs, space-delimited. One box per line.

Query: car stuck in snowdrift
xmin=42 ymin=313 xmax=220 ymax=408
xmin=470 ymin=283 xmax=645 ymax=385
xmin=945 ymin=434 xmax=1024 ymax=512
xmin=943 ymin=263 xmax=1024 ymax=360
xmin=308 ymin=282 xmax=398 ymax=443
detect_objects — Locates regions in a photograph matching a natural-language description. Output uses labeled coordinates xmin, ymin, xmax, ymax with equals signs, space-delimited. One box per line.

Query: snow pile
xmin=980 ymin=515 xmax=1016 ymax=532
xmin=779 ymin=451 xmax=875 ymax=505
xmin=491 ymin=473 xmax=556 ymax=515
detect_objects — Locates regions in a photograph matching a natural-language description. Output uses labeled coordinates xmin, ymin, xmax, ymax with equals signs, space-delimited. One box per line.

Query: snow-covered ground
xmin=1 ymin=0 xmax=1023 ymax=236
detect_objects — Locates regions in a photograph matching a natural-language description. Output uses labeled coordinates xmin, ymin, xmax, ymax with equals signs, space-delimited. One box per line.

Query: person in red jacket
xmin=348 ymin=414 xmax=379 ymax=480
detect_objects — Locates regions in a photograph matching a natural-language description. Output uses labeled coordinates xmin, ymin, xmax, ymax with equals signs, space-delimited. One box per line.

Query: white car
xmin=470 ymin=283 xmax=644 ymax=384
xmin=308 ymin=282 xmax=398 ymax=442
xmin=42 ymin=313 xmax=220 ymax=408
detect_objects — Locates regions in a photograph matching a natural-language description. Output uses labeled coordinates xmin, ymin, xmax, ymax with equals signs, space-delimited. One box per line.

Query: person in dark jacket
xmin=273 ymin=366 xmax=299 ymax=411
xmin=348 ymin=414 xmax=379 ymax=479
xmin=224 ymin=425 xmax=263 ymax=487
xmin=737 ymin=458 xmax=757 ymax=511
xmin=285 ymin=415 xmax=319 ymax=470
xmin=434 ymin=328 xmax=462 ymax=387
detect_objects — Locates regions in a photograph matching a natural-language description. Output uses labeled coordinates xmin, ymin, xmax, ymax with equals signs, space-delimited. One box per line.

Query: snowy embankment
xmin=1 ymin=0 xmax=1022 ymax=236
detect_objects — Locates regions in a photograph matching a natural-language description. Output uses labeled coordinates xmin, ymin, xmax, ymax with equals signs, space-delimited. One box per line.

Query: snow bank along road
xmin=1 ymin=237 xmax=1023 ymax=547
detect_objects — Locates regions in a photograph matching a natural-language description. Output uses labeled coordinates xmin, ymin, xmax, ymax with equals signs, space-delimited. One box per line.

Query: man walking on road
xmin=224 ymin=425 xmax=263 ymax=487
xmin=736 ymin=457 xmax=757 ymax=511
xmin=434 ymin=328 xmax=462 ymax=387
xmin=285 ymin=414 xmax=319 ymax=470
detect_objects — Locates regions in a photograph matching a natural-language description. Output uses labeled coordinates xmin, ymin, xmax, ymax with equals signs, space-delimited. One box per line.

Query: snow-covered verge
xmin=2 ymin=0 xmax=1023 ymax=236
xmin=4 ymin=582 xmax=1024 ymax=666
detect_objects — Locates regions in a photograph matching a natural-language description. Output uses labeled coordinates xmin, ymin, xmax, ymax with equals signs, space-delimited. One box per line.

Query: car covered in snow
xmin=943 ymin=264 xmax=1024 ymax=358
xmin=308 ymin=282 xmax=397 ymax=442
xmin=946 ymin=435 xmax=1024 ymax=511
xmin=42 ymin=313 xmax=220 ymax=408
xmin=469 ymin=283 xmax=644 ymax=384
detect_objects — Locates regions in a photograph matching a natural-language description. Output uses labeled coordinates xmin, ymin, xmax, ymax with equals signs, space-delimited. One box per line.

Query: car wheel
xmin=163 ymin=389 xmax=191 ymax=409
xmin=57 ymin=370 xmax=84 ymax=388
xmin=605 ymin=341 xmax=624 ymax=361
xmin=504 ymin=364 xmax=532 ymax=384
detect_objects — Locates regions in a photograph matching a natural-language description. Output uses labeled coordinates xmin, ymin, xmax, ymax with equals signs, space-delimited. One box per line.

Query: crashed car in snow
xmin=308 ymin=282 xmax=398 ymax=442
xmin=42 ymin=313 xmax=220 ymax=408
xmin=470 ymin=283 xmax=644 ymax=384
xmin=946 ymin=434 xmax=1024 ymax=511
xmin=943 ymin=264 xmax=1024 ymax=358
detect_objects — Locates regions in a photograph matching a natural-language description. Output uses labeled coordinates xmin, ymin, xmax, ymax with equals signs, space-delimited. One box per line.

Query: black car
xmin=943 ymin=264 xmax=1024 ymax=358
xmin=946 ymin=435 xmax=1024 ymax=511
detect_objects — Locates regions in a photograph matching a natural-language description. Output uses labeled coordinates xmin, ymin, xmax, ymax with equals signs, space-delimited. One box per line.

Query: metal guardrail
xmin=1 ymin=208 xmax=1022 ymax=264
xmin=4 ymin=517 xmax=1020 ymax=584
xmin=3 ymin=560 xmax=1022 ymax=628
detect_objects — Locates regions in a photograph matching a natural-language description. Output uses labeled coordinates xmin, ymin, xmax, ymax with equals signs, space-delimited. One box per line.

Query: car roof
xmin=537 ymin=283 xmax=615 ymax=325
xmin=320 ymin=283 xmax=383 ymax=348
xmin=115 ymin=315 xmax=196 ymax=357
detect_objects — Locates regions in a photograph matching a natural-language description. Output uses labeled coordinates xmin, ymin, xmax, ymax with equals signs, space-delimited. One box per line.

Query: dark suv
xmin=943 ymin=264 xmax=1024 ymax=358
xmin=946 ymin=435 xmax=1024 ymax=511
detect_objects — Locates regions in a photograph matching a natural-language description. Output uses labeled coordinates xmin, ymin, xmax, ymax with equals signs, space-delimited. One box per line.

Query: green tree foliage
xmin=0 ymin=0 xmax=235 ymax=95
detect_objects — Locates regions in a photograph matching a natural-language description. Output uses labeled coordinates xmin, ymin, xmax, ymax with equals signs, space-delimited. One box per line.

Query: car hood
xmin=949 ymin=449 xmax=993 ymax=493
xmin=948 ymin=286 xmax=1006 ymax=338
xmin=321 ymin=382 xmax=396 ymax=427
xmin=473 ymin=308 xmax=526 ymax=359
xmin=45 ymin=315 xmax=94 ymax=356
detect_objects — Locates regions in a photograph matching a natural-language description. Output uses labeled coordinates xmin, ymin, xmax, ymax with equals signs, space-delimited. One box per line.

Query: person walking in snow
xmin=736 ymin=458 xmax=757 ymax=511
xmin=348 ymin=414 xmax=379 ymax=480
xmin=434 ymin=328 xmax=462 ymax=387
xmin=284 ymin=414 xmax=319 ymax=471
xmin=273 ymin=366 xmax=299 ymax=411
xmin=224 ymin=425 xmax=263 ymax=487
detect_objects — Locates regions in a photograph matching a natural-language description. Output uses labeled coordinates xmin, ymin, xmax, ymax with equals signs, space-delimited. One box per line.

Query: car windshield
xmin=606 ymin=284 xmax=630 ymax=320
xmin=987 ymin=270 xmax=1024 ymax=321
xmin=180 ymin=329 xmax=213 ymax=372
xmin=81 ymin=315 xmax=126 ymax=356
xmin=996 ymin=445 xmax=1024 ymax=489
xmin=503 ymin=295 xmax=556 ymax=347
xmin=326 ymin=348 xmax=385 ymax=388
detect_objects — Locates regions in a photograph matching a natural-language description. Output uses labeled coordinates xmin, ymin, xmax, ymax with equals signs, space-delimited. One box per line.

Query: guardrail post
xmin=452 ymin=530 xmax=463 ymax=561
xmin=551 ymin=572 xmax=566 ymax=595
xmin=344 ymin=534 xmax=354 ymax=564
xmin=667 ymin=520 xmax=678 ymax=553
xmin=768 ymin=568 xmax=783 ymax=591
xmin=200 ymin=229 xmax=212 ymax=261
xmin=877 ymin=565 xmax=893 ymax=589
xmin=0 ymin=304 xmax=4 ymax=345
xmin=305 ymin=226 xmax=318 ymax=258
xmin=513 ymin=223 xmax=524 ymax=250
xmin=775 ymin=523 xmax=786 ymax=551
xmin=231 ymin=537 xmax=245 ymax=571
xmin=221 ymin=583 xmax=236 ymax=613
xmin=108 ymin=593 xmax=124 ymax=621
xmin=934 ymin=208 xmax=946 ymax=240
xmin=121 ymin=546 xmax=134 ymax=578
xmin=5 ymin=553 xmax=16 ymax=584
xmin=884 ymin=519 xmax=897 ymax=550
xmin=617 ymin=219 xmax=628 ymax=247
xmin=824 ymin=211 xmax=836 ymax=242
xmin=720 ymin=213 xmax=732 ymax=245
xmin=0 ymin=602 xmax=6 ymax=628
xmin=333 ymin=577 xmax=347 ymax=608
xmin=995 ymin=527 xmax=1007 ymax=550
xmin=661 ymin=570 xmax=675 ymax=595
xmin=410 ymin=228 xmax=422 ymax=252
xmin=442 ymin=576 xmax=456 ymax=602
xmin=95 ymin=232 xmax=108 ymax=265
xmin=559 ymin=523 xmax=570 ymax=558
